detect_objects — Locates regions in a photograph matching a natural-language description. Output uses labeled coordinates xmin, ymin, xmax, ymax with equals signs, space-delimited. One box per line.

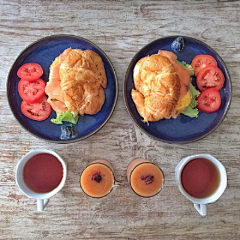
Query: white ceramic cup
xmin=15 ymin=149 xmax=67 ymax=211
xmin=175 ymin=154 xmax=227 ymax=217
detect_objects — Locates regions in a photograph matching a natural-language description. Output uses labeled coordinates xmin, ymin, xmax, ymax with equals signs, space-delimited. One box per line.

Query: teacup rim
xmin=175 ymin=153 xmax=227 ymax=204
xmin=15 ymin=149 xmax=67 ymax=200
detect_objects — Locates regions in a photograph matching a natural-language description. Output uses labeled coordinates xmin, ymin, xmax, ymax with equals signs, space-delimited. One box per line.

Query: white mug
xmin=15 ymin=149 xmax=67 ymax=211
xmin=175 ymin=154 xmax=227 ymax=216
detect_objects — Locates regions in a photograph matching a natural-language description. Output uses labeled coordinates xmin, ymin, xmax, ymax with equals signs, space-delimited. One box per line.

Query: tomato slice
xmin=18 ymin=78 xmax=46 ymax=104
xmin=191 ymin=55 xmax=217 ymax=76
xmin=197 ymin=88 xmax=221 ymax=113
xmin=21 ymin=96 xmax=52 ymax=121
xmin=196 ymin=66 xmax=225 ymax=91
xmin=17 ymin=63 xmax=43 ymax=81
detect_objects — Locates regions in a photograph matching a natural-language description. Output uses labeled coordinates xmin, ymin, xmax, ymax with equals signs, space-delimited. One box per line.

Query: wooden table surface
xmin=1 ymin=0 xmax=240 ymax=239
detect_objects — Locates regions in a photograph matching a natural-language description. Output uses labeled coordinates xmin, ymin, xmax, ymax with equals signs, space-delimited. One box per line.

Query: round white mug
xmin=175 ymin=154 xmax=227 ymax=217
xmin=15 ymin=149 xmax=67 ymax=211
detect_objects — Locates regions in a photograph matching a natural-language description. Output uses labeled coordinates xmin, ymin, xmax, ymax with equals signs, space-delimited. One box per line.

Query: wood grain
xmin=0 ymin=0 xmax=240 ymax=239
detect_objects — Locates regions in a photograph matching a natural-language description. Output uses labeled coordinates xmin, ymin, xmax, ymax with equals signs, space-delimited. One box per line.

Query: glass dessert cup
xmin=80 ymin=159 xmax=115 ymax=198
xmin=127 ymin=158 xmax=164 ymax=198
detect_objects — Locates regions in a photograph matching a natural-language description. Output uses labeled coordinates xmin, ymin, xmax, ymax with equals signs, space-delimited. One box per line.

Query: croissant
xmin=131 ymin=53 xmax=181 ymax=122
xmin=59 ymin=49 xmax=107 ymax=116
xmin=46 ymin=48 xmax=107 ymax=117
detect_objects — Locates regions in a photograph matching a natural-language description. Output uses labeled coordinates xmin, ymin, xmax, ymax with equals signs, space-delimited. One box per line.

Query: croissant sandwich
xmin=45 ymin=48 xmax=107 ymax=124
xmin=131 ymin=50 xmax=199 ymax=122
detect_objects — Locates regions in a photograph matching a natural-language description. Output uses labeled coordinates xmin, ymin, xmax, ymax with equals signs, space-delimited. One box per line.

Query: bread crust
xmin=59 ymin=49 xmax=107 ymax=116
xmin=131 ymin=53 xmax=181 ymax=122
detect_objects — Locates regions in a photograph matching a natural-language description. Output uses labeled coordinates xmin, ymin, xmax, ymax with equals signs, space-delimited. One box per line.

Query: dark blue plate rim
xmin=123 ymin=35 xmax=232 ymax=144
xmin=7 ymin=34 xmax=118 ymax=143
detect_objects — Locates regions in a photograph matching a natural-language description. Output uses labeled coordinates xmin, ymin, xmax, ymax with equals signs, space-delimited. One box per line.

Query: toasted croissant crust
xmin=131 ymin=53 xmax=181 ymax=122
xmin=59 ymin=49 xmax=107 ymax=116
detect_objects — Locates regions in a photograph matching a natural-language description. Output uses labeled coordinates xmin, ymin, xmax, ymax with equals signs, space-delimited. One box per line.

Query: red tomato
xmin=191 ymin=55 xmax=217 ymax=76
xmin=21 ymin=96 xmax=52 ymax=121
xmin=17 ymin=63 xmax=43 ymax=81
xmin=197 ymin=88 xmax=221 ymax=113
xmin=196 ymin=66 xmax=225 ymax=91
xmin=18 ymin=78 xmax=46 ymax=104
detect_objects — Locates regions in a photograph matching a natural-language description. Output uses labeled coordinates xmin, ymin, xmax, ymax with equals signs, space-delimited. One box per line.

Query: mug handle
xmin=37 ymin=199 xmax=49 ymax=211
xmin=194 ymin=203 xmax=207 ymax=216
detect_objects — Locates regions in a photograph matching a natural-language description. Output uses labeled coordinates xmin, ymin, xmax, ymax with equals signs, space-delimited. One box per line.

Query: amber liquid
xmin=23 ymin=153 xmax=63 ymax=193
xmin=127 ymin=158 xmax=164 ymax=197
xmin=181 ymin=158 xmax=220 ymax=198
xmin=80 ymin=160 xmax=114 ymax=198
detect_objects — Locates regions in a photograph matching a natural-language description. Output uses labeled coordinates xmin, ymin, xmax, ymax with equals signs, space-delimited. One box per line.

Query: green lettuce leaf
xmin=189 ymin=80 xmax=200 ymax=108
xmin=51 ymin=110 xmax=79 ymax=125
xmin=181 ymin=104 xmax=199 ymax=118
xmin=181 ymin=80 xmax=200 ymax=118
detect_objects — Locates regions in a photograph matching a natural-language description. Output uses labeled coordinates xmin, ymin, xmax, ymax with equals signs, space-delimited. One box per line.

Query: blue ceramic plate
xmin=7 ymin=35 xmax=118 ymax=143
xmin=124 ymin=36 xmax=231 ymax=143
